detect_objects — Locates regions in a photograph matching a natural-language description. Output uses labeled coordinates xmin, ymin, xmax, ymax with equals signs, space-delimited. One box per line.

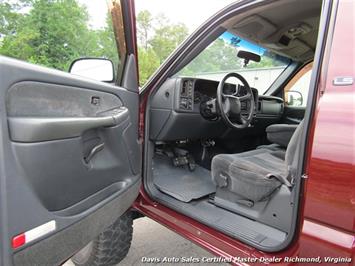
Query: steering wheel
xmin=216 ymin=72 xmax=255 ymax=129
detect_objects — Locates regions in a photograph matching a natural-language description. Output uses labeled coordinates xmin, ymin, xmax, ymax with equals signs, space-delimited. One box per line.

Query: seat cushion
xmin=212 ymin=150 xmax=286 ymax=202
xmin=257 ymin=143 xmax=286 ymax=160
xmin=211 ymin=121 xmax=304 ymax=203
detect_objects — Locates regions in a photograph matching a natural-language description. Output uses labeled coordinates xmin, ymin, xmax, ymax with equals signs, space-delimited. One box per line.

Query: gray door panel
xmin=0 ymin=56 xmax=141 ymax=265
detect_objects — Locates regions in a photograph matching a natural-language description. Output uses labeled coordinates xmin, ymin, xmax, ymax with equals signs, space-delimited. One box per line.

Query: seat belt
xmin=267 ymin=131 xmax=303 ymax=188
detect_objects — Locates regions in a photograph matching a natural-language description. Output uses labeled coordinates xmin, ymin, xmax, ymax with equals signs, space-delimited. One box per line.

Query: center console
xmin=178 ymin=79 xmax=194 ymax=111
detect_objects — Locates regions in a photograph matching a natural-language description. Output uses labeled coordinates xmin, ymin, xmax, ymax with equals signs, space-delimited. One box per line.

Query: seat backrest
xmin=285 ymin=120 xmax=304 ymax=180
xmin=266 ymin=124 xmax=298 ymax=147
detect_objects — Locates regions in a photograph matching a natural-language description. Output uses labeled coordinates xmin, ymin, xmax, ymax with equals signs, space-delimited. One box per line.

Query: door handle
xmin=84 ymin=143 xmax=105 ymax=164
xmin=8 ymin=107 xmax=129 ymax=142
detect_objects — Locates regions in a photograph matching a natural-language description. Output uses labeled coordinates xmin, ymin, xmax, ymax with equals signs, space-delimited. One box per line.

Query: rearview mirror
xmin=69 ymin=58 xmax=114 ymax=82
xmin=237 ymin=50 xmax=261 ymax=67
xmin=286 ymin=91 xmax=303 ymax=106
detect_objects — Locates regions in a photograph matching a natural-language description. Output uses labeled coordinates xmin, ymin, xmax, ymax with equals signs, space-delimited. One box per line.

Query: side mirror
xmin=69 ymin=58 xmax=114 ymax=82
xmin=286 ymin=90 xmax=303 ymax=106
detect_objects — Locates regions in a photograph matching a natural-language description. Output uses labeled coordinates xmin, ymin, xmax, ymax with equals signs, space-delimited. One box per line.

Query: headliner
xmin=226 ymin=0 xmax=322 ymax=62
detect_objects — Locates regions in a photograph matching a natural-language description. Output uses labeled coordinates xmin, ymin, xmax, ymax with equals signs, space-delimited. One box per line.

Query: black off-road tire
xmin=71 ymin=211 xmax=133 ymax=266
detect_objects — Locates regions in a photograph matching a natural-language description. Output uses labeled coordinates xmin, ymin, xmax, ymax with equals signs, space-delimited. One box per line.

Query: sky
xmin=78 ymin=0 xmax=236 ymax=32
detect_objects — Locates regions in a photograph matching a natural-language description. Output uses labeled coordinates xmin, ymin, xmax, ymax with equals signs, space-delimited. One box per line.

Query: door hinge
xmin=301 ymin=174 xmax=308 ymax=179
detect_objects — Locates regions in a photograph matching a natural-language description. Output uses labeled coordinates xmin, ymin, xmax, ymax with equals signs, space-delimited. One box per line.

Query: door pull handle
xmin=84 ymin=143 xmax=105 ymax=164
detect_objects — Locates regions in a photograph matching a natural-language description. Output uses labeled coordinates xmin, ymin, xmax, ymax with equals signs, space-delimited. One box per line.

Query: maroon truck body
xmin=134 ymin=0 xmax=355 ymax=264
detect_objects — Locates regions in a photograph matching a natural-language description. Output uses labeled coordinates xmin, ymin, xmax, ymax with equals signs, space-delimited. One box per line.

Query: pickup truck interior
xmin=144 ymin=0 xmax=322 ymax=251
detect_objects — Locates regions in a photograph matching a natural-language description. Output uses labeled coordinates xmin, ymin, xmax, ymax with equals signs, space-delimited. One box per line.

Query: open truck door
xmin=0 ymin=0 xmax=140 ymax=265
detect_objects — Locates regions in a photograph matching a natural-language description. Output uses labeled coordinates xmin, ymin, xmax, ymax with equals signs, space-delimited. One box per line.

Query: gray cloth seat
xmin=266 ymin=124 xmax=298 ymax=148
xmin=256 ymin=123 xmax=299 ymax=160
xmin=211 ymin=121 xmax=304 ymax=203
xmin=257 ymin=143 xmax=286 ymax=160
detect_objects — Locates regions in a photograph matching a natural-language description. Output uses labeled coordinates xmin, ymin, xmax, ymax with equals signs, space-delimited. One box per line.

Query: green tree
xmin=138 ymin=47 xmax=160 ymax=85
xmin=93 ymin=15 xmax=119 ymax=68
xmin=136 ymin=10 xmax=189 ymax=85
xmin=136 ymin=10 xmax=152 ymax=50
xmin=0 ymin=1 xmax=24 ymax=35
xmin=0 ymin=0 xmax=118 ymax=72
xmin=149 ymin=22 xmax=188 ymax=63
xmin=0 ymin=0 xmax=92 ymax=70
xmin=180 ymin=38 xmax=242 ymax=76
xmin=248 ymin=50 xmax=288 ymax=69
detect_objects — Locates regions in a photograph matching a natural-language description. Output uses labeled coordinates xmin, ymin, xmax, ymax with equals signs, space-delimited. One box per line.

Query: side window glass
xmin=284 ymin=62 xmax=313 ymax=107
xmin=135 ymin=0 xmax=236 ymax=87
xmin=0 ymin=1 xmax=121 ymax=82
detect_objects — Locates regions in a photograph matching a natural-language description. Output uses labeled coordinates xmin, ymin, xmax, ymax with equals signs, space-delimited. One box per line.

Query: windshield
xmin=177 ymin=32 xmax=291 ymax=94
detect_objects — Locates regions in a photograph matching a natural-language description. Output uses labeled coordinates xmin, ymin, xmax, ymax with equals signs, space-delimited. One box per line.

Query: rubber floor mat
xmin=153 ymin=155 xmax=216 ymax=202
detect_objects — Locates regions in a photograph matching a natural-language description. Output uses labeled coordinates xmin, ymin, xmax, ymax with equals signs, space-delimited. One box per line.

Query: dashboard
xmin=149 ymin=77 xmax=284 ymax=141
xmin=179 ymin=78 xmax=251 ymax=110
